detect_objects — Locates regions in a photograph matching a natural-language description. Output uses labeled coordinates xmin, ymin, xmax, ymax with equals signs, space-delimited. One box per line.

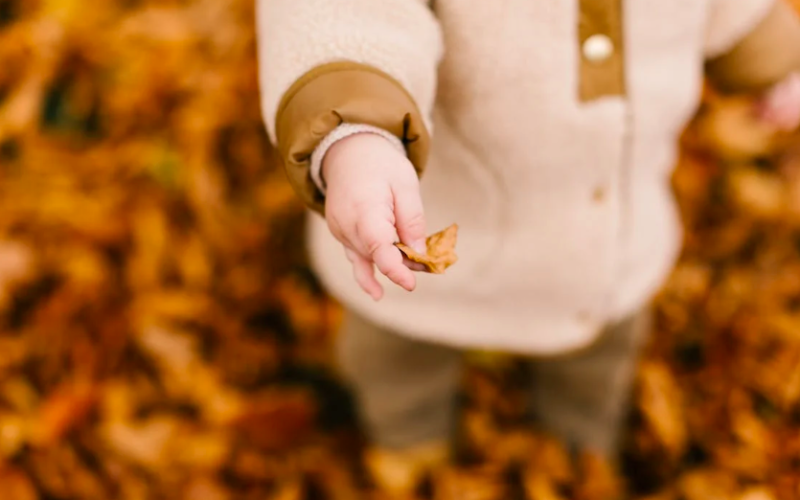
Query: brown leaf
xmin=677 ymin=468 xmax=737 ymax=500
xmin=272 ymin=480 xmax=304 ymax=500
xmin=693 ymin=97 xmax=783 ymax=161
xmin=727 ymin=167 xmax=786 ymax=220
xmin=0 ymin=467 xmax=39 ymax=500
xmin=574 ymin=453 xmax=623 ymax=500
xmin=0 ymin=412 xmax=28 ymax=458
xmin=228 ymin=389 xmax=316 ymax=451
xmin=637 ymin=362 xmax=687 ymax=459
xmin=102 ymin=416 xmax=178 ymax=470
xmin=523 ymin=471 xmax=569 ymax=500
xmin=433 ymin=465 xmax=505 ymax=500
xmin=395 ymin=224 xmax=458 ymax=274
xmin=183 ymin=475 xmax=231 ymax=500
xmin=737 ymin=487 xmax=776 ymax=500
xmin=30 ymin=381 xmax=97 ymax=447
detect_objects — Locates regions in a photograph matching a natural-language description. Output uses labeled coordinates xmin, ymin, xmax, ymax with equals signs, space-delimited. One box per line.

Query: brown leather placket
xmin=578 ymin=0 xmax=626 ymax=101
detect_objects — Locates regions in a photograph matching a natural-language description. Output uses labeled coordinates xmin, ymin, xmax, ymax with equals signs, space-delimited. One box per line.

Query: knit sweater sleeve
xmin=255 ymin=0 xmax=443 ymax=214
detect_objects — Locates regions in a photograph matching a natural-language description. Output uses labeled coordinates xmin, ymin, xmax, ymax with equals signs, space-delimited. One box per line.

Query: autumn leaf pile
xmin=2 ymin=1 xmax=800 ymax=499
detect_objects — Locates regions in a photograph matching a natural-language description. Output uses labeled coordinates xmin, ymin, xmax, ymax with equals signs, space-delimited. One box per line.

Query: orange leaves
xmin=2 ymin=0 xmax=800 ymax=498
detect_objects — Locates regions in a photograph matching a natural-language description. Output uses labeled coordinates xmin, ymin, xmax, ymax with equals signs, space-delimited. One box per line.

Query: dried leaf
xmin=693 ymin=97 xmax=783 ymax=161
xmin=102 ymin=416 xmax=178 ymax=469
xmin=433 ymin=466 xmax=505 ymax=500
xmin=183 ymin=476 xmax=230 ymax=500
xmin=677 ymin=468 xmax=737 ymax=500
xmin=574 ymin=453 xmax=622 ymax=500
xmin=395 ymin=224 xmax=458 ymax=274
xmin=728 ymin=167 xmax=786 ymax=220
xmin=30 ymin=381 xmax=97 ymax=447
xmin=523 ymin=471 xmax=568 ymax=500
xmin=737 ymin=487 xmax=776 ymax=500
xmin=229 ymin=389 xmax=316 ymax=451
xmin=638 ymin=362 xmax=687 ymax=459
xmin=0 ymin=467 xmax=39 ymax=500
xmin=272 ymin=480 xmax=304 ymax=500
xmin=0 ymin=413 xmax=28 ymax=458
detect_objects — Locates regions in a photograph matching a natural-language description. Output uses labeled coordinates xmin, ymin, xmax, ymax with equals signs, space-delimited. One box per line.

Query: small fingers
xmin=345 ymin=248 xmax=383 ymax=300
xmin=355 ymin=213 xmax=417 ymax=292
xmin=371 ymin=243 xmax=416 ymax=291
xmin=402 ymin=256 xmax=428 ymax=272
xmin=392 ymin=178 xmax=427 ymax=253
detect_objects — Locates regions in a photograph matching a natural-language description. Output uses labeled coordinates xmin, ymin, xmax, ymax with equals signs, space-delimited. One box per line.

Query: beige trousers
xmin=336 ymin=310 xmax=650 ymax=456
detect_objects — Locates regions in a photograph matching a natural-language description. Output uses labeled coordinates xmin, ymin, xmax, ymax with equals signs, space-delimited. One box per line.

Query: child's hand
xmin=757 ymin=72 xmax=800 ymax=131
xmin=322 ymin=133 xmax=427 ymax=300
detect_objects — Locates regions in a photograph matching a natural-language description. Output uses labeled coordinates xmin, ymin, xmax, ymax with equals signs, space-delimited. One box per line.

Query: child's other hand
xmin=757 ymin=72 xmax=800 ymax=131
xmin=322 ymin=133 xmax=427 ymax=301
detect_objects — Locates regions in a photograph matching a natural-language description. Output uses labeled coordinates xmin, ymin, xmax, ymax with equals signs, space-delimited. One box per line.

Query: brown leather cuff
xmin=706 ymin=0 xmax=800 ymax=94
xmin=275 ymin=61 xmax=431 ymax=214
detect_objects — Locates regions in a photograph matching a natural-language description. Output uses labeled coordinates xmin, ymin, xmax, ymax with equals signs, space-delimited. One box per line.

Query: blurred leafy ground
xmin=3 ymin=1 xmax=800 ymax=499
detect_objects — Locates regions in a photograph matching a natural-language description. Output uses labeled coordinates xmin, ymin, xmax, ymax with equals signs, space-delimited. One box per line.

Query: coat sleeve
xmin=255 ymin=0 xmax=444 ymax=213
xmin=705 ymin=0 xmax=800 ymax=93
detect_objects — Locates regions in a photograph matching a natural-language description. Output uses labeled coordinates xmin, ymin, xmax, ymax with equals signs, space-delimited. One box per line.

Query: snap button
xmin=592 ymin=186 xmax=606 ymax=202
xmin=582 ymin=34 xmax=614 ymax=63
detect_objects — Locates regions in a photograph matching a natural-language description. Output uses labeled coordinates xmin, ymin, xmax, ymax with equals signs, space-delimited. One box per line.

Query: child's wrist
xmin=312 ymin=124 xmax=406 ymax=194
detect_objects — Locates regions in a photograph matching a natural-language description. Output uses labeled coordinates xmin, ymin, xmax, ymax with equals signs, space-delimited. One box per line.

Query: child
xmin=256 ymin=0 xmax=800 ymax=495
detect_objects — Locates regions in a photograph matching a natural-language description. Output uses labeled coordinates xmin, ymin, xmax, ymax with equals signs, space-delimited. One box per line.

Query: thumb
xmin=393 ymin=182 xmax=427 ymax=253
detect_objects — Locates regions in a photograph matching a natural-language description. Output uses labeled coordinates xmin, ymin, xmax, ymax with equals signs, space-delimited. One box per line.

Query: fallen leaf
xmin=574 ymin=453 xmax=622 ymax=500
xmin=638 ymin=362 xmax=687 ymax=459
xmin=395 ymin=224 xmax=458 ymax=274
xmin=30 ymin=381 xmax=97 ymax=447
xmin=677 ymin=468 xmax=737 ymax=500
xmin=738 ymin=486 xmax=776 ymax=500
xmin=0 ymin=466 xmax=39 ymax=500
xmin=183 ymin=475 xmax=230 ymax=500
xmin=228 ymin=389 xmax=316 ymax=451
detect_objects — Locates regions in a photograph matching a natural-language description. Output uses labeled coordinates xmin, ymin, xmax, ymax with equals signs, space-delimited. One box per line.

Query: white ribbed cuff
xmin=309 ymin=123 xmax=407 ymax=195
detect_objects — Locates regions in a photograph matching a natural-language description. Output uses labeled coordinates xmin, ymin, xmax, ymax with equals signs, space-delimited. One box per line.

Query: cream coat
xmin=257 ymin=0 xmax=798 ymax=354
